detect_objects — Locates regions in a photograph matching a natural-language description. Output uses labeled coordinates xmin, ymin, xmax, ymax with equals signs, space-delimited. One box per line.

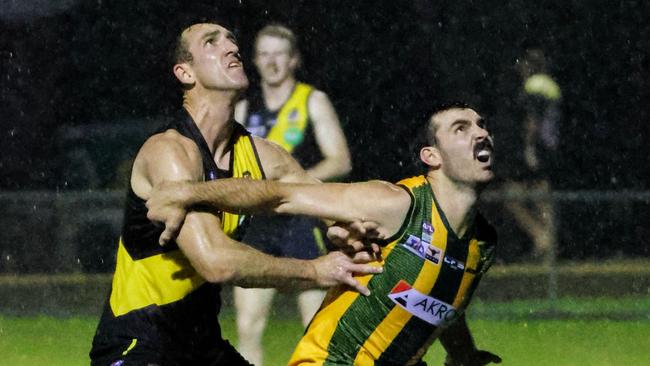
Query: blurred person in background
xmin=233 ymin=24 xmax=352 ymax=366
xmin=504 ymin=48 xmax=561 ymax=263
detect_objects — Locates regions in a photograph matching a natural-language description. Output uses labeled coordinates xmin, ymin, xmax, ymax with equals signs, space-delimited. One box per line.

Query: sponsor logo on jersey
xmin=238 ymin=213 xmax=247 ymax=226
xmin=284 ymin=127 xmax=304 ymax=146
xmin=388 ymin=280 xmax=458 ymax=326
xmin=422 ymin=222 xmax=434 ymax=235
xmin=287 ymin=109 xmax=300 ymax=123
xmin=247 ymin=125 xmax=267 ymax=137
xmin=443 ymin=255 xmax=465 ymax=271
xmin=402 ymin=235 xmax=442 ymax=264
xmin=248 ymin=114 xmax=263 ymax=127
xmin=421 ymin=222 xmax=434 ymax=243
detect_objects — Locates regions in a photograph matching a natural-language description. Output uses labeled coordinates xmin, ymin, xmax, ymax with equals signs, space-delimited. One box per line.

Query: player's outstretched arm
xmin=175 ymin=210 xmax=381 ymax=294
xmin=440 ymin=314 xmax=502 ymax=366
xmin=146 ymin=137 xmax=409 ymax=246
xmin=147 ymin=178 xmax=411 ymax=245
xmin=137 ymin=132 xmax=382 ymax=294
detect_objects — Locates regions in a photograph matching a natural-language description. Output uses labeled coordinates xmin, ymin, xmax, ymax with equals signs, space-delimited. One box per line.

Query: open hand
xmin=311 ymin=251 xmax=383 ymax=296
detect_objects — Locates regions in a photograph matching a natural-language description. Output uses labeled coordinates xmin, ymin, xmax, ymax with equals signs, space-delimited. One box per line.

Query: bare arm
xmin=146 ymin=137 xmax=396 ymax=251
xmin=136 ymin=131 xmax=380 ymax=292
xmin=305 ymin=90 xmax=352 ymax=181
xmin=147 ymin=177 xmax=410 ymax=242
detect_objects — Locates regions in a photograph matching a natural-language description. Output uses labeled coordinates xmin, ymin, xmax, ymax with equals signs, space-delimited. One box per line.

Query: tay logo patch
xmin=388 ymin=280 xmax=459 ymax=326
xmin=402 ymin=235 xmax=443 ymax=264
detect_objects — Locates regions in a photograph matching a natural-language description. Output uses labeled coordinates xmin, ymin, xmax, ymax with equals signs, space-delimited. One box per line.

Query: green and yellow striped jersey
xmin=289 ymin=175 xmax=497 ymax=366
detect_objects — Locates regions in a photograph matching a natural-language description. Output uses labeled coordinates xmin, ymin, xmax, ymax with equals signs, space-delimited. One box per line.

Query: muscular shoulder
xmin=251 ymin=135 xmax=312 ymax=182
xmin=307 ymin=89 xmax=328 ymax=104
xmin=345 ymin=180 xmax=413 ymax=235
xmin=307 ymin=89 xmax=333 ymax=115
xmin=131 ymin=129 xmax=203 ymax=197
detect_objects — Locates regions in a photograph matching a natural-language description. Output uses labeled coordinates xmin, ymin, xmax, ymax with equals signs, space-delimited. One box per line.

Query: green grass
xmin=1 ymin=297 xmax=649 ymax=366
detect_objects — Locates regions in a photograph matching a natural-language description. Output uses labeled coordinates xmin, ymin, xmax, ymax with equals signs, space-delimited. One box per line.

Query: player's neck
xmin=261 ymin=77 xmax=296 ymax=110
xmin=183 ymin=90 xmax=238 ymax=166
xmin=426 ymin=173 xmax=478 ymax=238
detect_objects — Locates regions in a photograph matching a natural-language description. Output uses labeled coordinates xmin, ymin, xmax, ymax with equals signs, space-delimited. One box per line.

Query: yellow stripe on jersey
xmin=288 ymin=244 xmax=392 ymax=366
xmin=110 ymin=239 xmax=204 ymax=316
xmin=288 ymin=272 xmax=375 ymax=366
xmin=110 ymin=131 xmax=264 ymax=317
xmin=265 ymin=83 xmax=313 ymax=152
xmin=354 ymin=197 xmax=449 ymax=363
xmin=122 ymin=338 xmax=137 ymax=356
xmin=222 ymin=134 xmax=265 ymax=234
xmin=397 ymin=175 xmax=428 ymax=190
xmin=354 ymin=248 xmax=447 ymax=364
xmin=452 ymin=239 xmax=480 ymax=307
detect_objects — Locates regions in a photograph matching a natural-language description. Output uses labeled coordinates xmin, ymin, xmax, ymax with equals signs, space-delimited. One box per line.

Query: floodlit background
xmin=0 ymin=1 xmax=648 ymax=365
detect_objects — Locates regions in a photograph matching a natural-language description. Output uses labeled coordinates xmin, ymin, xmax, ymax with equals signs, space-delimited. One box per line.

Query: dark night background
xmin=1 ymin=0 xmax=648 ymax=268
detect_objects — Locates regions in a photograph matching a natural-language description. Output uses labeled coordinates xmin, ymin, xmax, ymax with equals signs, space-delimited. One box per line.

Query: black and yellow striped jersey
xmin=288 ymin=175 xmax=497 ymax=366
xmin=90 ymin=111 xmax=265 ymax=364
xmin=243 ymin=82 xmax=322 ymax=168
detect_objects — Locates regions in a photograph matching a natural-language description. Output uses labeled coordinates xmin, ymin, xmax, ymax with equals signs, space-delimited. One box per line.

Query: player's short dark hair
xmin=172 ymin=33 xmax=193 ymax=65
xmin=413 ymin=101 xmax=475 ymax=169
xmin=170 ymin=13 xmax=234 ymax=66
xmin=421 ymin=101 xmax=474 ymax=147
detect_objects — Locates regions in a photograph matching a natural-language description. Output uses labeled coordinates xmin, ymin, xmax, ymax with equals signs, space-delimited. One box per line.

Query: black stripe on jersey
xmin=430 ymin=235 xmax=470 ymax=304
xmin=376 ymin=315 xmax=436 ymax=365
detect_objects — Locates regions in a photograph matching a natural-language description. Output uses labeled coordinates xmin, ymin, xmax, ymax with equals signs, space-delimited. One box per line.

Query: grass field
xmin=1 ymin=297 xmax=648 ymax=366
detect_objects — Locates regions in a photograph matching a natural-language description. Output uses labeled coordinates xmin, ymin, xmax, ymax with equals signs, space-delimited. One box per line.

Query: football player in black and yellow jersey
xmin=233 ymin=24 xmax=352 ymax=366
xmin=88 ymin=22 xmax=382 ymax=366
xmin=147 ymin=103 xmax=502 ymax=365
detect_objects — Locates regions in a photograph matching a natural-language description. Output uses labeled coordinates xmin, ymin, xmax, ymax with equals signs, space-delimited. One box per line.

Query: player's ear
xmin=289 ymin=51 xmax=301 ymax=70
xmin=420 ymin=146 xmax=441 ymax=169
xmin=173 ymin=63 xmax=195 ymax=87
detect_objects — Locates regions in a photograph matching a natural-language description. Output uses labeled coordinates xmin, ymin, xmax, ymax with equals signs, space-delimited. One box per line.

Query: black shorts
xmin=90 ymin=339 xmax=252 ymax=366
xmin=241 ymin=215 xmax=331 ymax=259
